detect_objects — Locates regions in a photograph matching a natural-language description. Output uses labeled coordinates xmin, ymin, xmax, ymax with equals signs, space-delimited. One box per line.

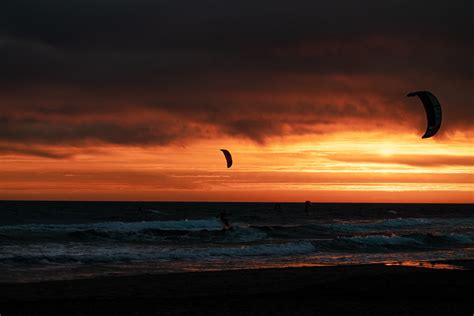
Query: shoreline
xmin=1 ymin=260 xmax=473 ymax=315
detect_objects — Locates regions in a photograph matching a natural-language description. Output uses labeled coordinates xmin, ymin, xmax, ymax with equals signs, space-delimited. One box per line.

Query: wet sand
xmin=1 ymin=261 xmax=473 ymax=315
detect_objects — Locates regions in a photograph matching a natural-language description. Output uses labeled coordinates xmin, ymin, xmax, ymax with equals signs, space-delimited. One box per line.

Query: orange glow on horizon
xmin=0 ymin=130 xmax=472 ymax=203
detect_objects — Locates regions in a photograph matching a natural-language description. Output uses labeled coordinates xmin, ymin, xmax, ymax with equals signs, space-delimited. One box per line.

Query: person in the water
xmin=304 ymin=200 xmax=311 ymax=214
xmin=218 ymin=210 xmax=232 ymax=230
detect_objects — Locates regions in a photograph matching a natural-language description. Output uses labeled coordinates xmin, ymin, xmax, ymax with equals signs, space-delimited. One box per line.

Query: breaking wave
xmin=325 ymin=217 xmax=474 ymax=233
xmin=316 ymin=233 xmax=474 ymax=252
xmin=0 ymin=218 xmax=268 ymax=244
xmin=0 ymin=241 xmax=316 ymax=264
xmin=2 ymin=217 xmax=473 ymax=244
xmin=1 ymin=231 xmax=472 ymax=265
xmin=0 ymin=218 xmax=223 ymax=233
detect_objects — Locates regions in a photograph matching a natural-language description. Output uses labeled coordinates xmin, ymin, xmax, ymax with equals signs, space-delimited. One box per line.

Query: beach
xmin=1 ymin=202 xmax=473 ymax=314
xmin=1 ymin=261 xmax=473 ymax=315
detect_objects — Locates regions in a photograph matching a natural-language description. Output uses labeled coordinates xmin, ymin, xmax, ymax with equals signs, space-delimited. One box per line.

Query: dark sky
xmin=1 ymin=0 xmax=473 ymax=152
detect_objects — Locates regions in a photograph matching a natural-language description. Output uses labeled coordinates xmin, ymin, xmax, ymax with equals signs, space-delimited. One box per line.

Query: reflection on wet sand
xmin=384 ymin=261 xmax=465 ymax=270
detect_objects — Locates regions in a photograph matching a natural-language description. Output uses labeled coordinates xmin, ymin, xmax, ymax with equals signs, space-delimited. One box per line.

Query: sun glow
xmin=377 ymin=144 xmax=396 ymax=157
xmin=0 ymin=131 xmax=472 ymax=202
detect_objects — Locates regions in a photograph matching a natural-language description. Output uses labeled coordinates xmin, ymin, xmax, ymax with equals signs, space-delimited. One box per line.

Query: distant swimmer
xmin=304 ymin=200 xmax=311 ymax=214
xmin=218 ymin=210 xmax=232 ymax=230
xmin=274 ymin=203 xmax=281 ymax=212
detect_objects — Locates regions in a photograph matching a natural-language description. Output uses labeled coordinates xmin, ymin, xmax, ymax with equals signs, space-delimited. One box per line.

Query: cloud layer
xmin=1 ymin=0 xmax=473 ymax=155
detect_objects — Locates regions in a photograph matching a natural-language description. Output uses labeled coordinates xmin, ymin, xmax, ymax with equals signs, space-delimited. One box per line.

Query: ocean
xmin=0 ymin=201 xmax=472 ymax=283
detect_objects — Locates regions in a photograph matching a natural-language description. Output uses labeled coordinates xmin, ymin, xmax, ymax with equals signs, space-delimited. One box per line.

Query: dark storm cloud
xmin=1 ymin=0 xmax=472 ymax=83
xmin=3 ymin=0 xmax=472 ymax=47
xmin=0 ymin=144 xmax=72 ymax=159
xmin=0 ymin=114 xmax=202 ymax=145
xmin=0 ymin=0 xmax=473 ymax=153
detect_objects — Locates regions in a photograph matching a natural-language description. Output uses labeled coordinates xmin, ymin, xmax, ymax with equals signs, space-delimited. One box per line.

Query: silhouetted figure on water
xmin=304 ymin=200 xmax=311 ymax=214
xmin=218 ymin=210 xmax=232 ymax=230
xmin=274 ymin=203 xmax=281 ymax=212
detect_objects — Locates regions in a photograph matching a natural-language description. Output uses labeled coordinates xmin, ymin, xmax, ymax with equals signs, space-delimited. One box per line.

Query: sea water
xmin=0 ymin=201 xmax=472 ymax=282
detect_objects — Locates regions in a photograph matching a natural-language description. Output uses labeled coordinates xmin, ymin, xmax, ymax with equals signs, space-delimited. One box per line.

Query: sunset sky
xmin=1 ymin=1 xmax=472 ymax=202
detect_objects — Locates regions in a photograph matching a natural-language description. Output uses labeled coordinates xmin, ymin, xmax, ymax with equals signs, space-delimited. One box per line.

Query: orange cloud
xmin=327 ymin=153 xmax=474 ymax=167
xmin=0 ymin=134 xmax=472 ymax=202
xmin=1 ymin=1 xmax=472 ymax=202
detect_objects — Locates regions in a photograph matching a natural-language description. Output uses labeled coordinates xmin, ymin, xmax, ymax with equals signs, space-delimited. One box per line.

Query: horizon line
xmin=0 ymin=199 xmax=471 ymax=205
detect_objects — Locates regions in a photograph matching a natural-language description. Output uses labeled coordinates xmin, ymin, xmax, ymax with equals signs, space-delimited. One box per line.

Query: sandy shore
xmin=1 ymin=261 xmax=473 ymax=315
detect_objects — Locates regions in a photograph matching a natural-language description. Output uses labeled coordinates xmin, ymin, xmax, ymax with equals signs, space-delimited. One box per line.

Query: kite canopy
xmin=220 ymin=149 xmax=233 ymax=168
xmin=406 ymin=91 xmax=442 ymax=139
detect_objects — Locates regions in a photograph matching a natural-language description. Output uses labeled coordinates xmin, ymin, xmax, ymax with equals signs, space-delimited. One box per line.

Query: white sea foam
xmin=444 ymin=233 xmax=474 ymax=243
xmin=326 ymin=217 xmax=474 ymax=232
xmin=0 ymin=241 xmax=316 ymax=263
xmin=0 ymin=218 xmax=223 ymax=234
xmin=343 ymin=234 xmax=423 ymax=246
xmin=143 ymin=209 xmax=163 ymax=214
xmin=326 ymin=233 xmax=474 ymax=249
